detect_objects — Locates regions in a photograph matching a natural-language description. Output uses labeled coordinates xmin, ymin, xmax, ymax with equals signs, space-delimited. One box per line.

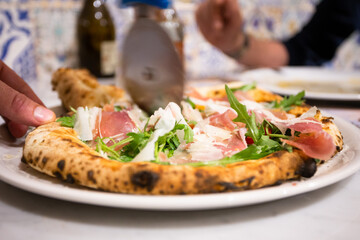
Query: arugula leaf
xmin=184 ymin=97 xmax=196 ymax=109
xmin=95 ymin=136 xmax=134 ymax=161
xmin=230 ymin=82 xmax=256 ymax=92
xmin=120 ymin=131 xmax=152 ymax=161
xmin=114 ymin=106 xmax=123 ymax=112
xmin=56 ymin=107 xmax=77 ymax=128
xmin=154 ymin=123 xmax=193 ymax=160
xmin=183 ymin=125 xmax=194 ymax=143
xmin=56 ymin=115 xmax=75 ymax=128
xmin=268 ymin=91 xmax=305 ymax=111
xmin=95 ymin=137 xmax=121 ymax=160
xmin=225 ymin=85 xmax=261 ymax=143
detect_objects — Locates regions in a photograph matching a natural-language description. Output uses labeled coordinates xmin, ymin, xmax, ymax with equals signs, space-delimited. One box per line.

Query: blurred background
xmin=1 ymin=0 xmax=359 ymax=87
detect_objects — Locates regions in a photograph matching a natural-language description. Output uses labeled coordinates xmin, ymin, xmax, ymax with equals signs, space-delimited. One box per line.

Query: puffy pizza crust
xmin=51 ymin=68 xmax=130 ymax=111
xmin=23 ymin=122 xmax=319 ymax=195
xmin=196 ymin=81 xmax=283 ymax=103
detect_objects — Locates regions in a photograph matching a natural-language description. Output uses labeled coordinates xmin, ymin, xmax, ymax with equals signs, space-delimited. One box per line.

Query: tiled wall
xmin=0 ymin=0 xmax=359 ymax=84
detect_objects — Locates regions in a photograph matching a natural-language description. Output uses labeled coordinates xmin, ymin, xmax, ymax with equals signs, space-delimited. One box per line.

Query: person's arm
xmin=283 ymin=0 xmax=356 ymax=66
xmin=0 ymin=60 xmax=55 ymax=138
xmin=195 ymin=0 xmax=289 ymax=68
xmin=196 ymin=0 xmax=357 ymax=67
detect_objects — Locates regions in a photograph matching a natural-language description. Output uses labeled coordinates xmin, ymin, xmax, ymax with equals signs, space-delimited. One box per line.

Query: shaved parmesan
xmin=74 ymin=107 xmax=101 ymax=141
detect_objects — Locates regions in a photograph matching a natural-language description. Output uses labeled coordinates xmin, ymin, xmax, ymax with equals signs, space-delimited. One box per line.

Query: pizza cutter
xmin=121 ymin=1 xmax=184 ymax=114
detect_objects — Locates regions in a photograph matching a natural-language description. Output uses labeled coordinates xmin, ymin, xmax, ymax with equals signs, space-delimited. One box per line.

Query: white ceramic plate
xmin=239 ymin=67 xmax=360 ymax=101
xmin=0 ymin=116 xmax=359 ymax=211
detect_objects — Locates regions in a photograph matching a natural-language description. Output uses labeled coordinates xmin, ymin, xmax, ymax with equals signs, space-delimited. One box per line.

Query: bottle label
xmin=100 ymin=41 xmax=116 ymax=76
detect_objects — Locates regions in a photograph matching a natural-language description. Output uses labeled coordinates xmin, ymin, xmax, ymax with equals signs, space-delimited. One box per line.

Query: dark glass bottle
xmin=77 ymin=0 xmax=116 ymax=78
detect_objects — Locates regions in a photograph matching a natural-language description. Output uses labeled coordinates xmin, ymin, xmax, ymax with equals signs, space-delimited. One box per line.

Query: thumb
xmin=0 ymin=81 xmax=55 ymax=127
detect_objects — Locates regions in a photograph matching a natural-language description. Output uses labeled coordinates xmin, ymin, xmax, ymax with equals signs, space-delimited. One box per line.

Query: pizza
xmin=22 ymin=68 xmax=343 ymax=195
xmin=51 ymin=68 xmax=131 ymax=111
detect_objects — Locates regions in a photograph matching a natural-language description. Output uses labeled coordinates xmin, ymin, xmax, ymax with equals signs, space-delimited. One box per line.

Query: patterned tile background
xmin=0 ymin=0 xmax=359 ymax=86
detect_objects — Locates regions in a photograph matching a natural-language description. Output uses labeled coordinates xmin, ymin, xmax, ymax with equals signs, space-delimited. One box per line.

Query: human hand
xmin=195 ymin=0 xmax=244 ymax=53
xmin=0 ymin=60 xmax=56 ymax=138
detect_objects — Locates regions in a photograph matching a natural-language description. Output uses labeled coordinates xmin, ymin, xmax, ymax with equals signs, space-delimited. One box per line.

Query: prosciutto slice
xmin=282 ymin=131 xmax=335 ymax=160
xmin=97 ymin=110 xmax=137 ymax=140
xmin=209 ymin=109 xmax=243 ymax=131
xmin=221 ymin=130 xmax=248 ymax=156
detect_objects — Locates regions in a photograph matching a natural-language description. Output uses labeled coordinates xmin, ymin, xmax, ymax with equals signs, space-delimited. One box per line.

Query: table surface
xmin=1 ymin=78 xmax=360 ymax=240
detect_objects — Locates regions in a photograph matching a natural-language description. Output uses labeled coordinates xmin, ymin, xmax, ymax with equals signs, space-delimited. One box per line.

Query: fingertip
xmin=215 ymin=0 xmax=225 ymax=5
xmin=214 ymin=20 xmax=223 ymax=30
xmin=33 ymin=106 xmax=56 ymax=124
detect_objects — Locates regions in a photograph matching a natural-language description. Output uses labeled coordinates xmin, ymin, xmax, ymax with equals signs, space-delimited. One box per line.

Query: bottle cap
xmin=120 ymin=0 xmax=171 ymax=9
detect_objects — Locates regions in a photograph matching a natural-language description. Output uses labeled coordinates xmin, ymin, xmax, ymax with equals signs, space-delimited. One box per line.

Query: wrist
xmin=223 ymin=32 xmax=250 ymax=61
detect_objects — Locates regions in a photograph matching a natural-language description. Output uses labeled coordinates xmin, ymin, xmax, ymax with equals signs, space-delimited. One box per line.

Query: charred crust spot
xmin=21 ymin=156 xmax=27 ymax=164
xmin=239 ymin=176 xmax=255 ymax=186
xmin=131 ymin=171 xmax=159 ymax=192
xmin=336 ymin=145 xmax=341 ymax=151
xmin=139 ymin=163 xmax=150 ymax=167
xmin=123 ymin=181 xmax=128 ymax=186
xmin=170 ymin=184 xmax=174 ymax=189
xmin=195 ymin=170 xmax=204 ymax=178
xmin=65 ymin=174 xmax=75 ymax=184
xmin=259 ymin=169 xmax=264 ymax=174
xmin=87 ymin=170 xmax=97 ymax=184
xmin=53 ymin=171 xmax=63 ymax=180
xmin=181 ymin=172 xmax=186 ymax=188
xmin=91 ymin=155 xmax=101 ymax=160
xmin=321 ymin=119 xmax=330 ymax=123
xmin=159 ymin=190 xmax=165 ymax=195
xmin=296 ymin=159 xmax=317 ymax=178
xmin=74 ymin=143 xmax=84 ymax=148
xmin=34 ymin=156 xmax=39 ymax=163
xmin=270 ymin=151 xmax=285 ymax=158
xmin=272 ymin=180 xmax=284 ymax=186
xmin=216 ymin=182 xmax=240 ymax=192
xmin=64 ymin=86 xmax=71 ymax=95
xmin=57 ymin=160 xmax=65 ymax=171
xmin=62 ymin=138 xmax=73 ymax=142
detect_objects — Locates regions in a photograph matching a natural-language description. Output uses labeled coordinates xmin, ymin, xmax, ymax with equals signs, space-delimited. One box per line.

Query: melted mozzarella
xmin=74 ymin=107 xmax=101 ymax=141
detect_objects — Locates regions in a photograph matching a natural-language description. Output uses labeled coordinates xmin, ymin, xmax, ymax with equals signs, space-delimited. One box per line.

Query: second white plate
xmin=239 ymin=67 xmax=360 ymax=101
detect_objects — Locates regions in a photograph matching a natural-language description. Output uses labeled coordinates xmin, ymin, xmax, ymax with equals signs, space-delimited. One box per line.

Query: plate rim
xmin=0 ymin=116 xmax=360 ymax=211
xmin=239 ymin=66 xmax=360 ymax=101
